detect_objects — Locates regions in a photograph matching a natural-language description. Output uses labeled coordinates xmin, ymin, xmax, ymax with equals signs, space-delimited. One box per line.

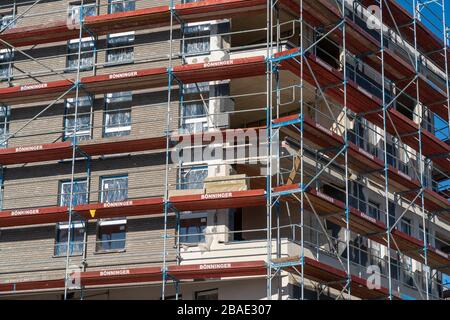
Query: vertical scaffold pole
xmin=162 ymin=0 xmax=175 ymax=301
xmin=412 ymin=0 xmax=429 ymax=300
xmin=341 ymin=0 xmax=351 ymax=299
xmin=379 ymin=0 xmax=393 ymax=300
xmin=265 ymin=0 xmax=276 ymax=300
xmin=299 ymin=0 xmax=305 ymax=301
xmin=64 ymin=0 xmax=86 ymax=300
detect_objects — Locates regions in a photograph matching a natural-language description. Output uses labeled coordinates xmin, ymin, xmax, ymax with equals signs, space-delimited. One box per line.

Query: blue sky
xmin=395 ymin=0 xmax=449 ymax=140
xmin=394 ymin=0 xmax=450 ymax=285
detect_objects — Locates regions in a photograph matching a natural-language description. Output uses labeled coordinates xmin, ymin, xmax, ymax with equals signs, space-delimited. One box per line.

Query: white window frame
xmin=106 ymin=31 xmax=135 ymax=65
xmin=67 ymin=36 xmax=95 ymax=71
xmin=96 ymin=218 xmax=127 ymax=252
xmin=0 ymin=48 xmax=14 ymax=80
xmin=64 ymin=96 xmax=93 ymax=140
xmin=0 ymin=14 xmax=15 ymax=31
xmin=179 ymin=215 xmax=207 ymax=244
xmin=54 ymin=221 xmax=86 ymax=257
xmin=399 ymin=218 xmax=412 ymax=236
xmin=104 ymin=91 xmax=132 ymax=135
xmin=59 ymin=179 xmax=88 ymax=207
xmin=183 ymin=23 xmax=211 ymax=56
xmin=367 ymin=200 xmax=380 ymax=221
xmin=100 ymin=175 xmax=128 ymax=203
xmin=0 ymin=105 xmax=9 ymax=148
xmin=109 ymin=0 xmax=136 ymax=14
xmin=180 ymin=166 xmax=208 ymax=189
xmin=181 ymin=83 xmax=209 ymax=134
xmin=98 ymin=218 xmax=127 ymax=227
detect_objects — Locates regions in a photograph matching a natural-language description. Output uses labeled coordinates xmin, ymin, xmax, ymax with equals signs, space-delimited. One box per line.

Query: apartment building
xmin=0 ymin=0 xmax=448 ymax=300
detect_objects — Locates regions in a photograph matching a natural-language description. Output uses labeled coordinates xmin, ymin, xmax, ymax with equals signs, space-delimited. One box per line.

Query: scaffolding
xmin=0 ymin=0 xmax=448 ymax=300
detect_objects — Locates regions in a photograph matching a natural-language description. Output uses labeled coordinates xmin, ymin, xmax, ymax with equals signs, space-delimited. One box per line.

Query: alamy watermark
xmin=170 ymin=128 xmax=279 ymax=175
xmin=367 ymin=5 xmax=382 ymax=30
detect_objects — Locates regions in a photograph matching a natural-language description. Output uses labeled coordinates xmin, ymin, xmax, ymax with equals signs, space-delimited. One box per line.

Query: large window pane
xmin=0 ymin=106 xmax=9 ymax=148
xmin=96 ymin=219 xmax=126 ymax=252
xmin=180 ymin=217 xmax=207 ymax=243
xmin=367 ymin=201 xmax=380 ymax=221
xmin=60 ymin=180 xmax=88 ymax=207
xmin=67 ymin=38 xmax=95 ymax=71
xmin=0 ymin=49 xmax=13 ymax=81
xmin=104 ymin=92 xmax=132 ymax=137
xmin=180 ymin=167 xmax=208 ymax=190
xmin=101 ymin=176 xmax=128 ymax=203
xmin=64 ymin=96 xmax=92 ymax=141
xmin=181 ymin=83 xmax=209 ymax=134
xmin=109 ymin=0 xmax=135 ymax=13
xmin=0 ymin=14 xmax=15 ymax=31
xmin=400 ymin=218 xmax=411 ymax=235
xmin=107 ymin=32 xmax=134 ymax=64
xmin=183 ymin=24 xmax=211 ymax=56
xmin=54 ymin=222 xmax=85 ymax=257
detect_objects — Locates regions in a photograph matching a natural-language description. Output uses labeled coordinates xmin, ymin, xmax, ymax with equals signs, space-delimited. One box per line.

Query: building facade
xmin=0 ymin=0 xmax=448 ymax=300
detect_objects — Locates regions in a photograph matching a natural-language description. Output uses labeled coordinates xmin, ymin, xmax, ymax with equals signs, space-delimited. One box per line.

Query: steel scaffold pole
xmin=341 ymin=0 xmax=351 ymax=300
xmin=64 ymin=0 xmax=86 ymax=300
xmin=412 ymin=0 xmax=430 ymax=300
xmin=266 ymin=0 xmax=274 ymax=300
xmin=379 ymin=0 xmax=393 ymax=300
xmin=162 ymin=0 xmax=175 ymax=301
xmin=299 ymin=0 xmax=305 ymax=301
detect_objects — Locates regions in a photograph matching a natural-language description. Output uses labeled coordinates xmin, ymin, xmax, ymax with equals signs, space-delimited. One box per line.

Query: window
xmin=181 ymin=83 xmax=209 ymax=134
xmin=182 ymin=102 xmax=208 ymax=133
xmin=54 ymin=222 xmax=85 ymax=257
xmin=183 ymin=24 xmax=211 ymax=56
xmin=96 ymin=219 xmax=126 ymax=252
xmin=419 ymin=225 xmax=429 ymax=244
xmin=399 ymin=218 xmax=411 ymax=235
xmin=101 ymin=176 xmax=128 ymax=203
xmin=67 ymin=37 xmax=95 ymax=71
xmin=386 ymin=141 xmax=396 ymax=167
xmin=195 ymin=289 xmax=218 ymax=300
xmin=104 ymin=91 xmax=132 ymax=137
xmin=421 ymin=109 xmax=433 ymax=133
xmin=390 ymin=255 xmax=399 ymax=280
xmin=0 ymin=49 xmax=13 ymax=81
xmin=109 ymin=0 xmax=135 ymax=13
xmin=349 ymin=118 xmax=365 ymax=149
xmin=180 ymin=166 xmax=208 ymax=189
xmin=106 ymin=32 xmax=134 ymax=64
xmin=59 ymin=179 xmax=88 ymax=207
xmin=402 ymin=256 xmax=414 ymax=287
xmin=180 ymin=217 xmax=207 ymax=243
xmin=388 ymin=201 xmax=396 ymax=228
xmin=0 ymin=14 xmax=15 ymax=31
xmin=64 ymin=96 xmax=92 ymax=141
xmin=398 ymin=148 xmax=410 ymax=176
xmin=367 ymin=201 xmax=380 ymax=220
xmin=0 ymin=106 xmax=9 ymax=148
xmin=350 ymin=181 xmax=366 ymax=213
